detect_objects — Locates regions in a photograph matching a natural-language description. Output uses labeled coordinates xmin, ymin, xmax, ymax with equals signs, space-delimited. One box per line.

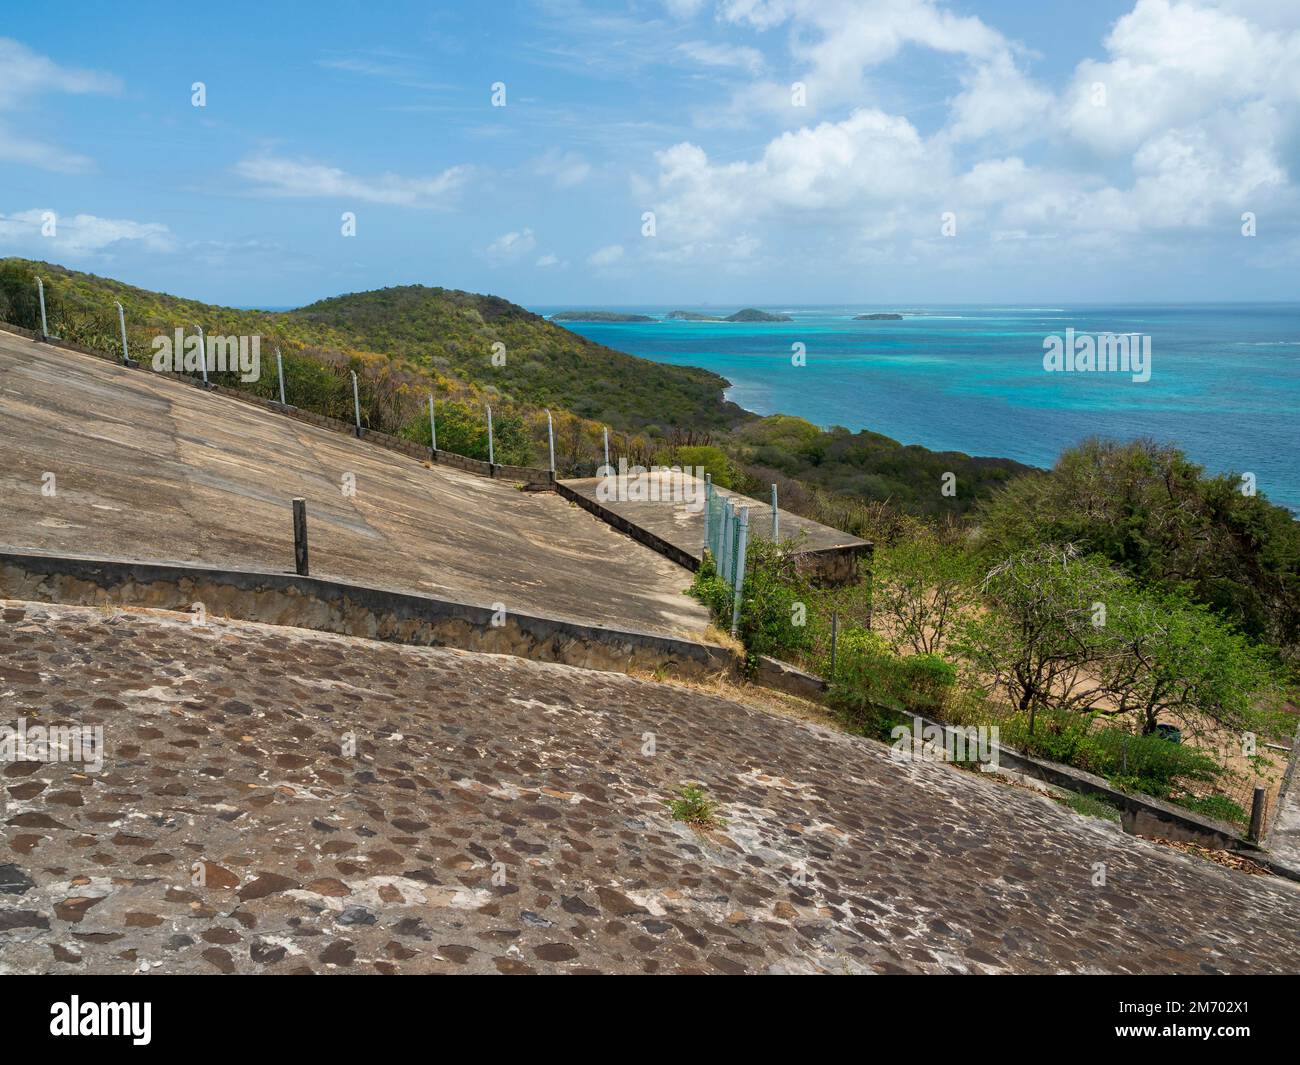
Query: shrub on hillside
xmin=826 ymin=633 xmax=958 ymax=739
xmin=999 ymin=709 xmax=1224 ymax=802
xmin=688 ymin=538 xmax=815 ymax=662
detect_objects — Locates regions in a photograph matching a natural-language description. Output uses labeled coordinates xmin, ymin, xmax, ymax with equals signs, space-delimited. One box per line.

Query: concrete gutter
xmin=0 ymin=549 xmax=737 ymax=683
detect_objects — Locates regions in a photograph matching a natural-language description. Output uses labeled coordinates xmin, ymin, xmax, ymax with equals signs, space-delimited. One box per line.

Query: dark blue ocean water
xmin=536 ymin=305 xmax=1300 ymax=512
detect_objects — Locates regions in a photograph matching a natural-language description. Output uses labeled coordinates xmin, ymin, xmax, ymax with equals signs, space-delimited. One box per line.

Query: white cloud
xmin=678 ymin=40 xmax=764 ymax=74
xmin=232 ymin=154 xmax=470 ymax=207
xmin=533 ymin=149 xmax=592 ymax=188
xmin=0 ymin=208 xmax=175 ymax=256
xmin=0 ymin=124 xmax=95 ymax=173
xmin=633 ymin=0 xmax=1300 ymax=269
xmin=535 ymin=253 xmax=563 ymax=267
xmin=947 ymin=54 xmax=1052 ymax=144
xmin=652 ymin=109 xmax=938 ymax=242
xmin=714 ymin=0 xmax=1012 ymax=121
xmin=1060 ymin=0 xmax=1288 ymax=154
xmin=0 ymin=38 xmax=121 ymax=109
xmin=588 ymin=243 xmax=625 ymax=267
xmin=0 ymin=38 xmax=120 ymax=173
xmin=486 ymin=227 xmax=537 ymax=261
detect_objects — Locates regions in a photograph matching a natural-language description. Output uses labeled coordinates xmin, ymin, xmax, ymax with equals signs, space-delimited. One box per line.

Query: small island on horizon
xmin=854 ymin=312 xmax=904 ymax=320
xmin=551 ymin=310 xmax=656 ymax=322
xmin=551 ymin=308 xmax=796 ymax=323
xmin=668 ymin=308 xmax=793 ymax=322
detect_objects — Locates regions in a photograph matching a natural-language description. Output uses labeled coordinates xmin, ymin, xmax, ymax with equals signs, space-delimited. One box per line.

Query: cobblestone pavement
xmin=3 ymin=601 xmax=1299 ymax=974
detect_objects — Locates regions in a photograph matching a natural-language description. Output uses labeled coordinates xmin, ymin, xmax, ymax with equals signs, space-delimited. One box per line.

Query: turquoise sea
xmin=535 ymin=305 xmax=1300 ymax=513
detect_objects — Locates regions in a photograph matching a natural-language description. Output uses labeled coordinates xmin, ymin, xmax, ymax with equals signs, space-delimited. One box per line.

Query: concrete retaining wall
xmin=0 ymin=550 xmax=737 ymax=682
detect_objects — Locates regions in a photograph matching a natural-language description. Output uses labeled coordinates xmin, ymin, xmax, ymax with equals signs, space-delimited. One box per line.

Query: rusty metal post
xmin=292 ymin=498 xmax=309 ymax=576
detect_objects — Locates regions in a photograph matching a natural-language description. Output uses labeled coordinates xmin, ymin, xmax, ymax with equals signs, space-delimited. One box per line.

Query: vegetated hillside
xmin=0 ymin=260 xmax=739 ymax=433
xmin=730 ymin=414 xmax=1035 ymax=517
xmin=286 ymin=285 xmax=739 ymax=430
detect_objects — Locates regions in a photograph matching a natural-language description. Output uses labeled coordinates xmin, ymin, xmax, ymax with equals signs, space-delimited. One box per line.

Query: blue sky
xmin=2 ymin=0 xmax=1297 ymax=307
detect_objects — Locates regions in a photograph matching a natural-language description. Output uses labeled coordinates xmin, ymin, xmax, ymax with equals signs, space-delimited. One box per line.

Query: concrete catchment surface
xmin=2 ymin=601 xmax=1299 ymax=975
xmin=0 ymin=329 xmax=712 ymax=640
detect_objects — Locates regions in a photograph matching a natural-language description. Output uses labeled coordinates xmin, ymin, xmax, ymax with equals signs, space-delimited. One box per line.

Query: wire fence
xmin=1 ymin=276 xmax=557 ymax=477
xmin=701 ymin=475 xmax=752 ymax=635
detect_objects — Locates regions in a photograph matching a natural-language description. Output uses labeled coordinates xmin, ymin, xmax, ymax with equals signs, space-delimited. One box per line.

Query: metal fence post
xmin=114 ymin=301 xmax=129 ymax=365
xmin=546 ymin=409 xmax=555 ymax=477
xmin=830 ymin=610 xmax=839 ymax=677
xmin=195 ymin=325 xmax=208 ymax=387
xmin=35 ymin=277 xmax=49 ymax=339
xmin=721 ymin=499 xmax=734 ymax=586
xmin=351 ymin=370 xmax=362 ymax=436
xmin=429 ymin=394 xmax=438 ymax=458
xmin=292 ymin=498 xmax=309 ymax=576
xmin=487 ymin=404 xmax=495 ymax=467
xmin=730 ymin=506 xmax=749 ymax=637
xmin=702 ymin=472 xmax=713 ymax=557
xmin=771 ymin=483 xmax=779 ymax=540
xmin=276 ymin=347 xmax=286 ymax=404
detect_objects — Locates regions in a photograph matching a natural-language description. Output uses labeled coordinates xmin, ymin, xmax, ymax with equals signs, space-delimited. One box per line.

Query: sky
xmin=1 ymin=0 xmax=1298 ymax=308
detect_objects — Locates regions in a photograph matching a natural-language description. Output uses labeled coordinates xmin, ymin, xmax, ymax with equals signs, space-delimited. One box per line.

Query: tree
xmin=872 ymin=531 xmax=980 ymax=655
xmin=975 ymin=437 xmax=1300 ymax=654
xmin=664 ymin=445 xmax=735 ymax=488
xmin=954 ymin=544 xmax=1126 ymax=733
xmin=1095 ymin=585 xmax=1284 ymax=737
xmin=0 ymin=261 xmax=39 ymax=328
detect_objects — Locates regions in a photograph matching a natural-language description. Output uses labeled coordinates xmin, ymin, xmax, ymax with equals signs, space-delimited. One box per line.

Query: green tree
xmin=976 ymin=437 xmax=1300 ymax=653
xmin=872 ymin=532 xmax=980 ymax=655
xmin=1096 ymin=584 xmax=1284 ymax=737
xmin=954 ymin=545 xmax=1125 ymax=733
xmin=401 ymin=400 xmax=532 ymax=465
xmin=0 ymin=261 xmax=39 ymax=328
xmin=665 ymin=445 xmax=735 ymax=488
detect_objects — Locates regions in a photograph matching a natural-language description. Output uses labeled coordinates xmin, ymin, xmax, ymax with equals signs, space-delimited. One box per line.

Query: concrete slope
xmin=0 ymin=329 xmax=712 ymax=639
xmin=2 ymin=600 xmax=1298 ymax=974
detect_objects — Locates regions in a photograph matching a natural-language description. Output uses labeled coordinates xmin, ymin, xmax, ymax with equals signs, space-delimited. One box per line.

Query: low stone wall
xmin=753 ymin=655 xmax=829 ymax=701
xmin=902 ymin=711 xmax=1289 ymax=862
xmin=0 ymin=550 xmax=737 ymax=682
xmin=748 ymin=650 xmax=1289 ymax=864
xmin=2 ymin=323 xmax=554 ymax=487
